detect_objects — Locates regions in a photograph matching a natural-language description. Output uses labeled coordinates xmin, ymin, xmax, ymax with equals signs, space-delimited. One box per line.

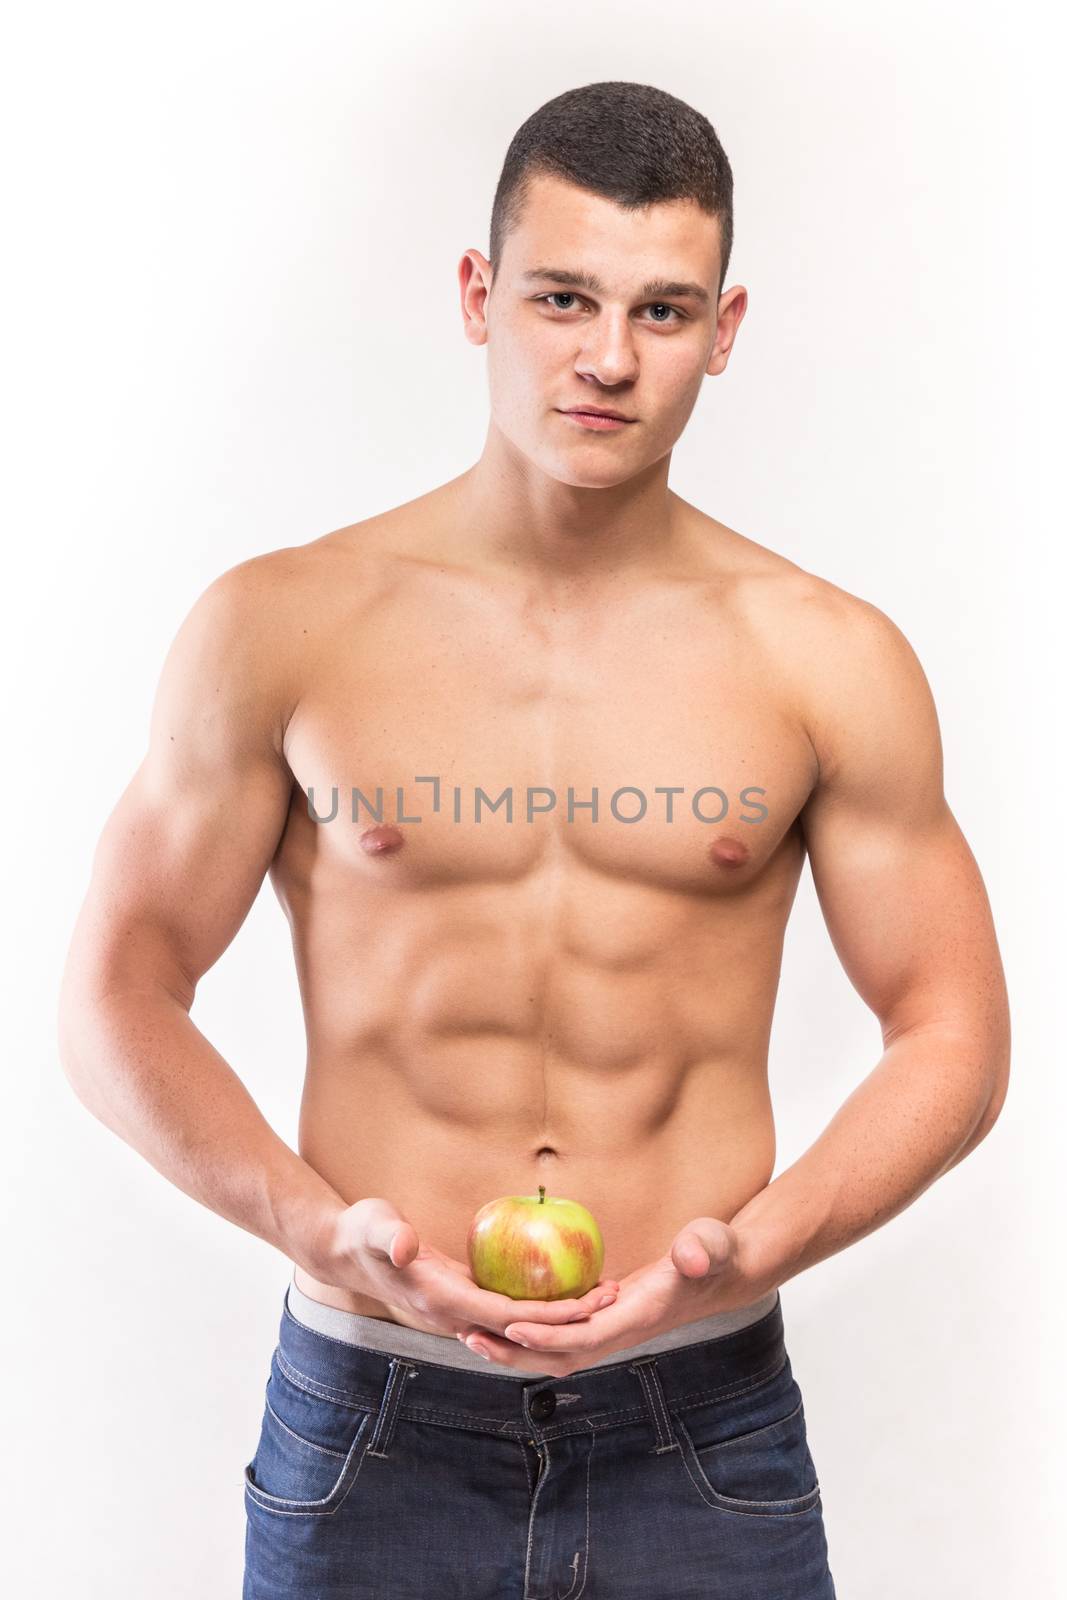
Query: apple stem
xmin=538 ymin=1185 xmax=545 ymax=1204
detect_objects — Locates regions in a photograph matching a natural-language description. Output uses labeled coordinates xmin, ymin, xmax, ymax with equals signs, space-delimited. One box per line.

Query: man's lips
xmin=559 ymin=408 xmax=636 ymax=429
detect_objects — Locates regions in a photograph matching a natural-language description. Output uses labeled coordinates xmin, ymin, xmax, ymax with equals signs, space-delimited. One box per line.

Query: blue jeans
xmin=243 ymin=1285 xmax=836 ymax=1598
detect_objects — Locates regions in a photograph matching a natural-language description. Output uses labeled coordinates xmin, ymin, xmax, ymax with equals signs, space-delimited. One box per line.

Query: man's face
xmin=464 ymin=171 xmax=742 ymax=489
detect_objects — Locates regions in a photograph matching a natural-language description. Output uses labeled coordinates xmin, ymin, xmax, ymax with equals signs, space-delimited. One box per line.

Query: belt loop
xmin=629 ymin=1355 xmax=679 ymax=1454
xmin=366 ymin=1356 xmax=419 ymax=1459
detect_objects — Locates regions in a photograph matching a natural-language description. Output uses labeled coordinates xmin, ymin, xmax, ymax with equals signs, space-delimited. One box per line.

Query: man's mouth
xmin=559 ymin=408 xmax=636 ymax=431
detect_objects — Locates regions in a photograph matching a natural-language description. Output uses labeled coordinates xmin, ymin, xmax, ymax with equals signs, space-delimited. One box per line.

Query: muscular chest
xmin=279 ymin=568 xmax=816 ymax=898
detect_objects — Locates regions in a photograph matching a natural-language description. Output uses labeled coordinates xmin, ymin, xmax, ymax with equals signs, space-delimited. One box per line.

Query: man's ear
xmin=706 ymin=284 xmax=748 ymax=377
xmin=459 ymin=250 xmax=493 ymax=346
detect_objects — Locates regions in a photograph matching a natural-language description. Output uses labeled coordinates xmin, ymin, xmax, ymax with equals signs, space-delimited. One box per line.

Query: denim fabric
xmin=243 ymin=1285 xmax=836 ymax=1598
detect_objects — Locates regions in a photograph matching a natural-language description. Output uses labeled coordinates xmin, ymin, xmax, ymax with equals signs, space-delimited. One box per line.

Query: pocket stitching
xmin=264 ymin=1392 xmax=347 ymax=1460
xmin=693 ymin=1396 xmax=805 ymax=1459
xmin=275 ymin=1349 xmax=370 ymax=1412
xmin=244 ymin=1411 xmax=372 ymax=1516
xmin=675 ymin=1415 xmax=821 ymax=1519
xmin=671 ymin=1353 xmax=789 ymax=1414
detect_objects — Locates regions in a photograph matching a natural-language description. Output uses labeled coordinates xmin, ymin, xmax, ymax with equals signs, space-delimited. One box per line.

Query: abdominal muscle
xmin=276 ymin=807 xmax=798 ymax=1332
xmin=290 ymin=1033 xmax=778 ymax=1331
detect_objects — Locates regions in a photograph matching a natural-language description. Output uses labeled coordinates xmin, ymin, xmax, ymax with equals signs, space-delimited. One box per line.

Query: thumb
xmin=670 ymin=1219 xmax=732 ymax=1278
xmin=357 ymin=1200 xmax=420 ymax=1268
xmin=386 ymin=1221 xmax=420 ymax=1268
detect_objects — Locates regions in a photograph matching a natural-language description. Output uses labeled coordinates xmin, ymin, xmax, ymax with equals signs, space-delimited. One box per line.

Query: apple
xmin=467 ymin=1184 xmax=605 ymax=1300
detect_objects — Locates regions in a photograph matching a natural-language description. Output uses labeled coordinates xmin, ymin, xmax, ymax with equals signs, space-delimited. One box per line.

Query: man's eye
xmin=539 ymin=293 xmax=684 ymax=324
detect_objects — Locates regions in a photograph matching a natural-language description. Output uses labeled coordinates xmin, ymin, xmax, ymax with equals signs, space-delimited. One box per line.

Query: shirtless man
xmin=58 ymin=82 xmax=1009 ymax=1599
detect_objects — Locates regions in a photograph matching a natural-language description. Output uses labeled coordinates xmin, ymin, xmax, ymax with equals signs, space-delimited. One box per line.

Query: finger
xmin=387 ymin=1223 xmax=422 ymax=1268
xmin=671 ymin=1220 xmax=732 ymax=1278
xmin=671 ymin=1233 xmax=712 ymax=1276
xmin=361 ymin=1211 xmax=420 ymax=1268
xmin=469 ymin=1282 xmax=619 ymax=1332
xmin=574 ymin=1278 xmax=621 ymax=1315
xmin=501 ymin=1300 xmax=630 ymax=1353
xmin=500 ymin=1280 xmax=619 ymax=1320
xmin=459 ymin=1328 xmax=580 ymax=1377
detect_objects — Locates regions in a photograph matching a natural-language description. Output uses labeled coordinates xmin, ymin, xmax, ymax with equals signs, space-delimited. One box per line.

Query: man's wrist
xmin=266 ymin=1150 xmax=351 ymax=1279
xmin=729 ymin=1220 xmax=785 ymax=1303
xmin=295 ymin=1197 xmax=352 ymax=1280
xmin=726 ymin=1163 xmax=841 ymax=1301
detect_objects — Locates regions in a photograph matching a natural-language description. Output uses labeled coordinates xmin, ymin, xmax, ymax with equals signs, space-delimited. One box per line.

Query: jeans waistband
xmin=272 ymin=1282 xmax=787 ymax=1446
xmin=286 ymin=1272 xmax=780 ymax=1379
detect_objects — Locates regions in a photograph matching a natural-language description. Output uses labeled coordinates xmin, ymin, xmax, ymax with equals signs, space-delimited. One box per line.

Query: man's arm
xmin=728 ymin=594 xmax=1011 ymax=1296
xmin=57 ymin=557 xmax=349 ymax=1274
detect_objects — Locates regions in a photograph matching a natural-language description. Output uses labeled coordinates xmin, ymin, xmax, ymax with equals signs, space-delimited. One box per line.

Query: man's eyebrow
xmin=521 ymin=266 xmax=710 ymax=305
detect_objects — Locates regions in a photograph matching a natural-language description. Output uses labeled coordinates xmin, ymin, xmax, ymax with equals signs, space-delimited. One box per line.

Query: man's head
xmin=460 ymin=81 xmax=747 ymax=490
xmin=489 ymin=81 xmax=735 ymax=298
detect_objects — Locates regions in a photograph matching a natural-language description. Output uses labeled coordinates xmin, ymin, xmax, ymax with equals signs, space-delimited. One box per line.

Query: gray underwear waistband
xmin=285 ymin=1272 xmax=781 ymax=1380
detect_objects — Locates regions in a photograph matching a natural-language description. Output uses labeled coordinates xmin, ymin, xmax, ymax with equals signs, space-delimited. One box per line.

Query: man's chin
xmin=536 ymin=451 xmax=650 ymax=491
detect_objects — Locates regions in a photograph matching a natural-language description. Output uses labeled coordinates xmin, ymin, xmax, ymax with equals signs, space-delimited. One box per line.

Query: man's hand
xmin=314 ymin=1197 xmax=620 ymax=1345
xmin=455 ymin=1216 xmax=760 ymax=1377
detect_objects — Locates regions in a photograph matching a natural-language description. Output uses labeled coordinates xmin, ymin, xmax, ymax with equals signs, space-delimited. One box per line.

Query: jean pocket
xmin=673 ymin=1368 xmax=821 ymax=1518
xmin=243 ymin=1350 xmax=375 ymax=1516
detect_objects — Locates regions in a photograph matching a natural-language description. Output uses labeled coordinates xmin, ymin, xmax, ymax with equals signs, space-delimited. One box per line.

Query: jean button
xmin=529 ymin=1389 xmax=557 ymax=1421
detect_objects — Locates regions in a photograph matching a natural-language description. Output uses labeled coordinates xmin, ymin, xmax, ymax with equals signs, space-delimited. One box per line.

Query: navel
xmin=358 ymin=824 xmax=405 ymax=856
xmin=707 ymin=835 xmax=749 ymax=869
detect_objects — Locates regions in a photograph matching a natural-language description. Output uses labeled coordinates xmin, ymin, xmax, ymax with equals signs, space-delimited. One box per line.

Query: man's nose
xmin=574 ymin=310 xmax=639 ymax=388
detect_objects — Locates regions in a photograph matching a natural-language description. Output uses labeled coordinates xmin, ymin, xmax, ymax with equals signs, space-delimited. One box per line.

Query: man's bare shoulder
xmin=683 ymin=502 xmax=908 ymax=655
xmin=681 ymin=505 xmax=930 ymax=772
xmin=169 ymin=521 xmax=389 ymax=756
xmin=209 ymin=505 xmax=420 ymax=630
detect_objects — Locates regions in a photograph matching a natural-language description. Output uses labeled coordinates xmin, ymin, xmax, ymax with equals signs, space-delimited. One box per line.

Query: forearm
xmin=729 ymin=1023 xmax=1006 ymax=1296
xmin=58 ymin=983 xmax=348 ymax=1275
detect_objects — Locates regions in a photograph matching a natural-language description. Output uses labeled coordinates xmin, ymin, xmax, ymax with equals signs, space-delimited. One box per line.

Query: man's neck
xmin=445 ymin=424 xmax=687 ymax=585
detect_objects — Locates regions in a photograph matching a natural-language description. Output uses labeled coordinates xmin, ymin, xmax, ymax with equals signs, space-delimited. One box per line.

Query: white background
xmin=2 ymin=1 xmax=1061 ymax=1594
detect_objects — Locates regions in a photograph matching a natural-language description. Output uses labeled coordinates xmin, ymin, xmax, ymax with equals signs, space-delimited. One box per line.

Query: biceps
xmin=71 ymin=747 xmax=294 ymax=1004
xmin=802 ymin=797 xmax=1006 ymax=1040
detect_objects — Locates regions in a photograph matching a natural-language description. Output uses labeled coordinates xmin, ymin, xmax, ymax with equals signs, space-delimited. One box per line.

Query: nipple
xmin=707 ymin=835 xmax=749 ymax=869
xmin=359 ymin=824 xmax=405 ymax=856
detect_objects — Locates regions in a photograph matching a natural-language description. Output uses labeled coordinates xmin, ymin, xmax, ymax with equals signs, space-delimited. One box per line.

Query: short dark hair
xmin=489 ymin=81 xmax=734 ymax=298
